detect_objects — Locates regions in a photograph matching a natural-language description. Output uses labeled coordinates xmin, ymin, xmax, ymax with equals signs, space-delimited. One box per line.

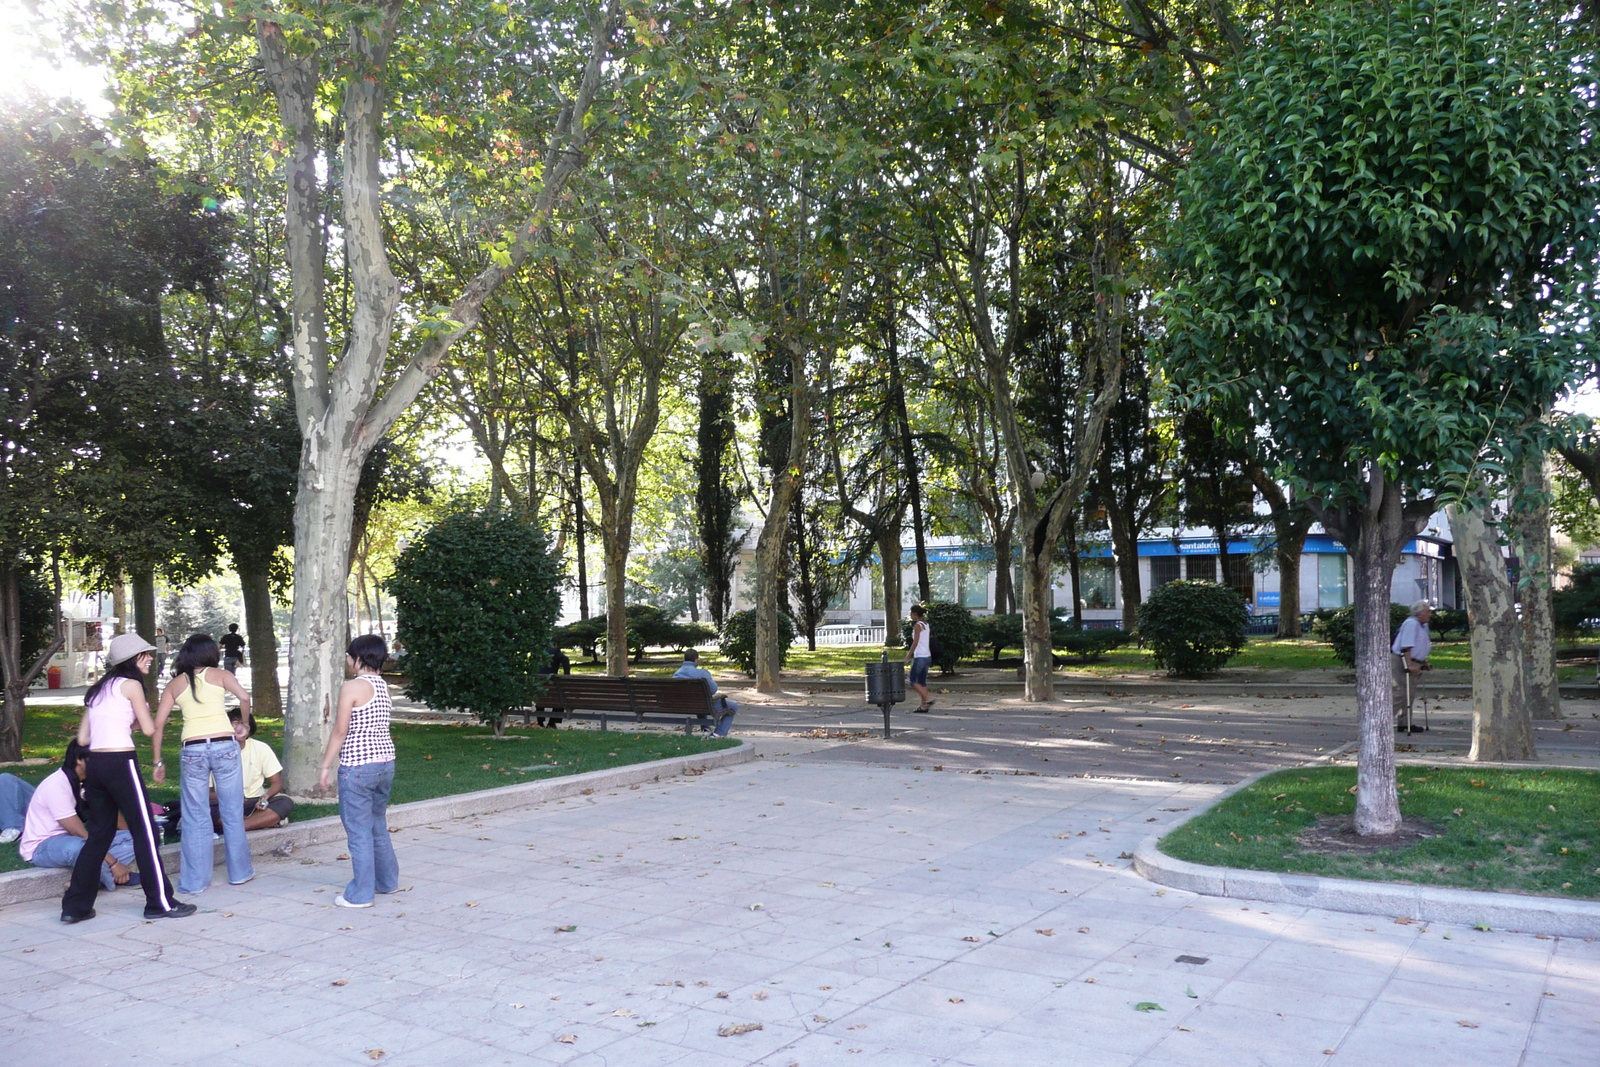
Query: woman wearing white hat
xmin=60 ymin=633 xmax=195 ymax=923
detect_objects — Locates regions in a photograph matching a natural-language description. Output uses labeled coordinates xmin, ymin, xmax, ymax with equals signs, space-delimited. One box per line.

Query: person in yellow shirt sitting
xmin=211 ymin=711 xmax=294 ymax=831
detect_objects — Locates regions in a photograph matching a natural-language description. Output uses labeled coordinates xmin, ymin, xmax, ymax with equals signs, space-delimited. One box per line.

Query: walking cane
xmin=1404 ymin=667 xmax=1414 ymax=734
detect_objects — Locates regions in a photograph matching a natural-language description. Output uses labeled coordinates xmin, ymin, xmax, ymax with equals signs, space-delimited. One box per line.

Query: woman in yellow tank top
xmin=152 ymin=634 xmax=255 ymax=894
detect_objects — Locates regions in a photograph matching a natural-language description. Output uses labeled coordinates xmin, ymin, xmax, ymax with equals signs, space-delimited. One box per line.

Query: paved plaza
xmin=4 ymin=695 xmax=1599 ymax=1067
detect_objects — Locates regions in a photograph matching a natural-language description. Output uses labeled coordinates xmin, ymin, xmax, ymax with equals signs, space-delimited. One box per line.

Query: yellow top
xmin=176 ymin=668 xmax=231 ymax=741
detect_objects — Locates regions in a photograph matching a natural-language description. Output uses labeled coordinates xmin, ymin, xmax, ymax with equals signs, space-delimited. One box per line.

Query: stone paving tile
xmin=1 ymin=758 xmax=1585 ymax=1067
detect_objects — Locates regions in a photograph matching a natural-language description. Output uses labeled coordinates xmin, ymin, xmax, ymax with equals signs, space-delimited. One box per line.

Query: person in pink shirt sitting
xmin=20 ymin=740 xmax=138 ymax=891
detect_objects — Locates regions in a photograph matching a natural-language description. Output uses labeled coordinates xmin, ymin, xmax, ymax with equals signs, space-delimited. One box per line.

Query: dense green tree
xmin=1164 ymin=0 xmax=1600 ymax=832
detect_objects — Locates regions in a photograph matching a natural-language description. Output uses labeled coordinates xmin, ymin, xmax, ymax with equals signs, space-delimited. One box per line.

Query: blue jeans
xmin=178 ymin=739 xmax=253 ymax=892
xmin=0 ymin=772 xmax=34 ymax=831
xmin=909 ymin=657 xmax=932 ymax=687
xmin=339 ymin=761 xmax=398 ymax=904
xmin=32 ymin=830 xmax=135 ymax=890
xmin=698 ymin=697 xmax=737 ymax=737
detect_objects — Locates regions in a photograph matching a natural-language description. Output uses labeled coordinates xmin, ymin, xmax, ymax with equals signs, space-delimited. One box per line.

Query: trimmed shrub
xmin=719 ymin=608 xmax=796 ymax=676
xmin=973 ymin=612 xmax=1025 ymax=661
xmin=389 ymin=508 xmax=562 ymax=735
xmin=899 ymin=601 xmax=979 ymax=673
xmin=1053 ymin=623 xmax=1132 ymax=662
xmin=1428 ymin=607 xmax=1470 ymax=639
xmin=553 ymin=616 xmax=605 ymax=661
xmin=1553 ymin=563 xmax=1600 ymax=636
xmin=1138 ymin=580 xmax=1249 ymax=677
xmin=1314 ymin=603 xmax=1413 ymax=667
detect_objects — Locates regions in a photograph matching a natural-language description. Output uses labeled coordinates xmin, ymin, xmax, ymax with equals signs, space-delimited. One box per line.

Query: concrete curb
xmin=0 ymin=741 xmax=755 ymax=910
xmin=1132 ymin=757 xmax=1600 ymax=938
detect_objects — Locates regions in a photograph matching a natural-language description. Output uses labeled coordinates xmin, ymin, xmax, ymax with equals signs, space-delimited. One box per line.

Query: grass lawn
xmin=569 ymin=636 xmax=1491 ymax=679
xmin=571 ymin=637 xmax=1600 ymax=680
xmin=1160 ymin=766 xmax=1600 ymax=900
xmin=0 ymin=706 xmax=734 ymax=876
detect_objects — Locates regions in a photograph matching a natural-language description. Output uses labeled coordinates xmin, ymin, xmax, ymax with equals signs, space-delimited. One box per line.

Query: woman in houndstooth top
xmin=319 ymin=634 xmax=398 ymax=908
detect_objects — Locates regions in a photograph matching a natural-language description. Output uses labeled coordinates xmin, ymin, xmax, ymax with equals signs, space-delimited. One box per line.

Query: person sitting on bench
xmin=534 ymin=643 xmax=572 ymax=728
xmin=672 ymin=649 xmax=736 ymax=737
xmin=20 ymin=741 xmax=139 ymax=890
xmin=214 ymin=710 xmax=294 ymax=831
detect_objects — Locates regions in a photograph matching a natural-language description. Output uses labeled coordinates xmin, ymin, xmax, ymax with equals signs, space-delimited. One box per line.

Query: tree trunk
xmin=994 ymin=520 xmax=1016 ymax=617
xmin=131 ymin=568 xmax=158 ymax=706
xmin=1315 ymin=471 xmax=1431 ymax=836
xmin=1275 ymin=544 xmax=1304 ymax=638
xmin=238 ymin=557 xmax=283 ymax=720
xmin=1450 ymin=504 xmax=1537 ymax=761
xmin=877 ymin=529 xmax=903 ymax=646
xmin=1510 ymin=457 xmax=1560 ymax=721
xmin=111 ymin=580 xmax=127 ymax=637
xmin=574 ymin=459 xmax=590 ymax=620
xmin=1019 ymin=539 xmax=1055 ymax=696
xmin=600 ymin=500 xmax=631 ymax=677
xmin=754 ymin=459 xmax=805 ymax=689
xmin=282 ymin=446 xmax=366 ymax=797
xmin=887 ymin=316 xmax=931 ymax=604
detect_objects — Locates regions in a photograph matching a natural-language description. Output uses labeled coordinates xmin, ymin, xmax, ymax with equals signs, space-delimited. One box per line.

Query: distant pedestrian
xmin=1393 ymin=601 xmax=1433 ymax=731
xmin=320 ymin=634 xmax=398 ymax=909
xmin=60 ymin=633 xmax=192 ymax=923
xmin=220 ymin=624 xmax=246 ymax=674
xmin=153 ymin=628 xmax=170 ymax=679
xmin=672 ymin=649 xmax=736 ymax=737
xmin=154 ymin=634 xmax=255 ymax=894
xmin=908 ymin=604 xmax=934 ymax=713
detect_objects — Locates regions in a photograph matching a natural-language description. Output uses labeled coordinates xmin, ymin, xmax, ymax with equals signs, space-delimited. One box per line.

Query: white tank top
xmin=912 ymin=622 xmax=931 ymax=658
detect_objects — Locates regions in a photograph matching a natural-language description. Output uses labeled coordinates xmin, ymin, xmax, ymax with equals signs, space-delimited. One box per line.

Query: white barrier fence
xmin=797 ymin=624 xmax=888 ymax=646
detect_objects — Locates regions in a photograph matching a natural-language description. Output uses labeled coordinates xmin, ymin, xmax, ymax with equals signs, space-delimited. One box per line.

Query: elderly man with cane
xmin=1393 ymin=601 xmax=1433 ymax=733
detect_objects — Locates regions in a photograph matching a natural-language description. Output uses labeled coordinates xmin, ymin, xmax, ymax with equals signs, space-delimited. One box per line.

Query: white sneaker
xmin=0 ymin=828 xmax=19 ymax=845
xmin=333 ymin=894 xmax=372 ymax=909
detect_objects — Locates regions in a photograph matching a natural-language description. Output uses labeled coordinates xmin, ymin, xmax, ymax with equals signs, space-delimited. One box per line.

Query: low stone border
xmin=0 ymin=740 xmax=754 ymax=910
xmin=1133 ymin=762 xmax=1600 ymax=938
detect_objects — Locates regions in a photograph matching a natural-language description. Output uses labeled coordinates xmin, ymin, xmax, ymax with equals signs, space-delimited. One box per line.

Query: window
xmin=1081 ymin=558 xmax=1116 ymax=610
xmin=1317 ymin=553 xmax=1348 ymax=609
xmin=1223 ymin=554 xmax=1254 ymax=601
xmin=1185 ymin=555 xmax=1216 ymax=582
xmin=1151 ymin=556 xmax=1180 ymax=588
xmin=869 ymin=566 xmax=885 ymax=611
xmin=931 ymin=562 xmax=958 ymax=603
xmin=828 ymin=584 xmax=851 ymax=612
xmin=958 ymin=562 xmax=989 ymax=608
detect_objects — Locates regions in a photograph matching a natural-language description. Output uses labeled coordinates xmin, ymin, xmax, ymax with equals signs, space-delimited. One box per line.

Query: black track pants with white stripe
xmin=62 ymin=751 xmax=175 ymax=917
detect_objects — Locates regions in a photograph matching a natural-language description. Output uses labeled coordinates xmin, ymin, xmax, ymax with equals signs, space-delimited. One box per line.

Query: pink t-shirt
xmin=19 ymin=768 xmax=77 ymax=861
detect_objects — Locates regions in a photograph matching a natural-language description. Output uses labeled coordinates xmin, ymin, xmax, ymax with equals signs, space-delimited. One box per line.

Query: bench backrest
xmin=544 ymin=675 xmax=715 ymax=714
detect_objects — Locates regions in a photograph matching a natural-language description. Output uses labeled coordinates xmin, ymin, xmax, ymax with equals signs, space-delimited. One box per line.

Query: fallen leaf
xmin=1084 ymin=978 xmax=1098 ymax=984
xmin=717 ymin=1022 xmax=763 ymax=1037
xmin=752 ymin=990 xmax=769 ymax=1001
xmin=1035 ymin=928 xmax=1055 ymax=936
xmin=466 ymin=902 xmax=479 ymax=908
xmin=948 ymin=997 xmax=964 ymax=1003
xmin=556 ymin=1034 xmax=577 ymax=1044
xmin=716 ymin=991 xmax=729 ymax=999
xmin=365 ymin=1051 xmax=384 ymax=1060
xmin=582 ymin=788 xmax=594 ymax=795
xmin=612 ymin=1008 xmax=637 ymax=1018
xmin=1474 ymin=922 xmax=1492 ymax=932
xmin=1134 ymin=1002 xmax=1164 ymax=1013
xmin=1185 ymin=986 xmax=1198 ymax=998
xmin=819 ymin=881 xmax=836 ymax=888
xmin=338 ymin=926 xmax=353 ymax=931
xmin=555 ymin=924 xmax=577 ymax=932
xmin=1393 ymin=917 xmax=1414 ymax=925
xmin=510 ymin=1003 xmax=524 ymax=1009
xmin=338 ymin=854 xmax=350 ymax=860
xmin=1078 ymin=927 xmax=1091 ymax=934
xmin=1457 ymin=1020 xmax=1479 ymax=1028
xmin=813 ymin=1014 xmax=831 ymax=1023
xmin=331 ymin=980 xmax=348 ymax=986
xmin=749 ymin=903 xmax=764 ymax=911
xmin=1178 ymin=1026 xmax=1193 ymax=1032
xmin=962 ymin=936 xmax=981 ymax=943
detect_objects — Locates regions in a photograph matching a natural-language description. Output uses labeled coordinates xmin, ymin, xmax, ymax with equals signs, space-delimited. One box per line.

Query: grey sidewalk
xmin=3 ymin=750 xmax=1595 ymax=1067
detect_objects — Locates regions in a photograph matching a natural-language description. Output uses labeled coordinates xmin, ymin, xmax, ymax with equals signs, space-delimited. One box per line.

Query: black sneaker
xmin=144 ymin=902 xmax=197 ymax=920
xmin=61 ymin=909 xmax=95 ymax=924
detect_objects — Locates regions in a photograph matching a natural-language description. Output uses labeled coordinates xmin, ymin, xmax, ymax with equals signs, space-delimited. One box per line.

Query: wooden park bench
xmin=519 ymin=675 xmax=733 ymax=735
